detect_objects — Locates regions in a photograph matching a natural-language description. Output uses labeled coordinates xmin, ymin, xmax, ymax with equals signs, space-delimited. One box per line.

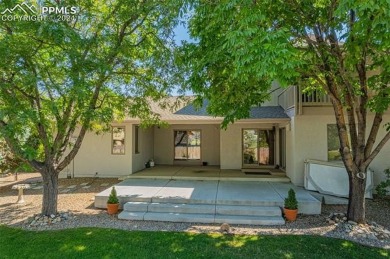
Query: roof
xmin=175 ymin=100 xmax=289 ymax=119
xmin=125 ymin=96 xmax=289 ymax=123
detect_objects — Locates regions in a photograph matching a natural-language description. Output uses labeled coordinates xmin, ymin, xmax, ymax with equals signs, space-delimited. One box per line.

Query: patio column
xmin=275 ymin=125 xmax=280 ymax=167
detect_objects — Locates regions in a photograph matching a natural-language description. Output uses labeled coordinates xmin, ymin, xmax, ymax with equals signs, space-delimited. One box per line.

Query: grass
xmin=0 ymin=226 xmax=388 ymax=259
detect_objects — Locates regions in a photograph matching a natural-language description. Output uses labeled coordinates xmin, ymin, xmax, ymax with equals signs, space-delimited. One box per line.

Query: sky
xmin=171 ymin=22 xmax=194 ymax=96
xmin=174 ymin=22 xmax=193 ymax=46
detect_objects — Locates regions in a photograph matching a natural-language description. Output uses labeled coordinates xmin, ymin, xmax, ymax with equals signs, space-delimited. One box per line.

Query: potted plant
xmin=107 ymin=186 xmax=119 ymax=215
xmin=284 ymin=188 xmax=298 ymax=221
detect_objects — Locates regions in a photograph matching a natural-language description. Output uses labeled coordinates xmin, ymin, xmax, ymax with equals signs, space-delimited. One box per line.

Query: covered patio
xmin=121 ymin=165 xmax=290 ymax=182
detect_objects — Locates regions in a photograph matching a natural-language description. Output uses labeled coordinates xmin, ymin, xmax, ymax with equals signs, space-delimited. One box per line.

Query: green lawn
xmin=0 ymin=226 xmax=388 ymax=259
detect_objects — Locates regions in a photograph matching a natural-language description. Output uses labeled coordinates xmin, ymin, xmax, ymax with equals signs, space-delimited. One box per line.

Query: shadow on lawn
xmin=0 ymin=226 xmax=388 ymax=258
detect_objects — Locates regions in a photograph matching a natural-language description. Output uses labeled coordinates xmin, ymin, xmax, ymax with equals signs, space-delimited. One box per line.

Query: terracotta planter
xmin=107 ymin=203 xmax=119 ymax=215
xmin=284 ymin=208 xmax=298 ymax=222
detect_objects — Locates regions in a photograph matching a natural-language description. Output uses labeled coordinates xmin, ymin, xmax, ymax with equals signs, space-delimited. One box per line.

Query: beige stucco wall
xmin=60 ymin=123 xmax=133 ymax=178
xmin=220 ymin=123 xmax=279 ymax=169
xmin=287 ymin=106 xmax=390 ymax=186
xmin=132 ymin=126 xmax=154 ymax=172
xmin=153 ymin=124 xmax=220 ymax=165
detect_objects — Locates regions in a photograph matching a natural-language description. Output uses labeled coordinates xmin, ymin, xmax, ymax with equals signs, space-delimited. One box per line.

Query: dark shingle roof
xmin=249 ymin=106 xmax=289 ymax=119
xmin=174 ymin=100 xmax=289 ymax=119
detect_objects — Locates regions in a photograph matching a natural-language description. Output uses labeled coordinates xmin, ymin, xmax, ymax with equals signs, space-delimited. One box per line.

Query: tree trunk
xmin=347 ymin=169 xmax=366 ymax=223
xmin=40 ymin=166 xmax=59 ymax=216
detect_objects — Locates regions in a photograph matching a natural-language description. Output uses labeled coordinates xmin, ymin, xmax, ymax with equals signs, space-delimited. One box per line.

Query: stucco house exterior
xmin=61 ymin=84 xmax=390 ymax=188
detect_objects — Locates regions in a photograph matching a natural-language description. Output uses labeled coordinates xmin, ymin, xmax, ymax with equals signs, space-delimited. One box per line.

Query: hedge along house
xmin=61 ymin=83 xmax=390 ymax=189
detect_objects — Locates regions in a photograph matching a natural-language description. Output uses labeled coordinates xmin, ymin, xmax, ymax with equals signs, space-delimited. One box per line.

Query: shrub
xmin=375 ymin=168 xmax=390 ymax=198
xmin=284 ymin=188 xmax=298 ymax=210
xmin=107 ymin=187 xmax=119 ymax=204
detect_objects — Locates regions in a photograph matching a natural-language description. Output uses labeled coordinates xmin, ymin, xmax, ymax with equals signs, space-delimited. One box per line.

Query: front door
xmin=243 ymin=129 xmax=275 ymax=167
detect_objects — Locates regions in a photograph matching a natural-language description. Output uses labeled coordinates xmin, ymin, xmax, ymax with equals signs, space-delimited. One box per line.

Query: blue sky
xmin=171 ymin=23 xmax=194 ymax=96
xmin=174 ymin=22 xmax=192 ymax=45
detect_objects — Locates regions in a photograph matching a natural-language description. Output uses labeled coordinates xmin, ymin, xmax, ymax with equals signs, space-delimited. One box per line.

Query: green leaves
xmin=178 ymin=1 xmax=303 ymax=125
xmin=0 ymin=0 xmax=182 ymax=169
xmin=180 ymin=0 xmax=390 ymax=127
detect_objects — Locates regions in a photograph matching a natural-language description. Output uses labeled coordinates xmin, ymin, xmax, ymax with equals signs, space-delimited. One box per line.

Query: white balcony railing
xmin=278 ymin=86 xmax=332 ymax=115
xmin=277 ymin=85 xmax=297 ymax=111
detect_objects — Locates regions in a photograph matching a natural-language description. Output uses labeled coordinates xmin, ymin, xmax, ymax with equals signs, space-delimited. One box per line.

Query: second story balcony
xmin=278 ymin=85 xmax=332 ymax=115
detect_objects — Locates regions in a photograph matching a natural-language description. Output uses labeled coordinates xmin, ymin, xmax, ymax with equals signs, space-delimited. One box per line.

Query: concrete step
xmin=118 ymin=211 xmax=146 ymax=221
xmin=123 ymin=202 xmax=150 ymax=212
xmin=123 ymin=202 xmax=282 ymax=216
xmin=148 ymin=203 xmax=215 ymax=214
xmin=144 ymin=212 xmax=215 ymax=223
xmin=216 ymin=205 xmax=281 ymax=216
xmin=215 ymin=215 xmax=285 ymax=225
xmin=118 ymin=211 xmax=285 ymax=225
xmin=119 ymin=201 xmax=285 ymax=225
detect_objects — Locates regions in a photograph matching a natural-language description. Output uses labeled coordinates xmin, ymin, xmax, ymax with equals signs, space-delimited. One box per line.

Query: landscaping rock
xmin=27 ymin=212 xmax=75 ymax=227
xmin=326 ymin=212 xmax=390 ymax=243
xmin=325 ymin=212 xmax=347 ymax=225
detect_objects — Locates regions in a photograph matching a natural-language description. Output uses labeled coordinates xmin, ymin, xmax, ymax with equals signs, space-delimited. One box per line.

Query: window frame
xmin=173 ymin=129 xmax=202 ymax=161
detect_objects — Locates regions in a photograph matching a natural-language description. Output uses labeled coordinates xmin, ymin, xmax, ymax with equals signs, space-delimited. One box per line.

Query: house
xmin=61 ymin=83 xmax=390 ymax=188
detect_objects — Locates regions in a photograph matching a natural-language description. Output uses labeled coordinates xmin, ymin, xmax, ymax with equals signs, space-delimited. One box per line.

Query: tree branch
xmin=363 ymin=130 xmax=390 ymax=169
xmin=364 ymin=112 xmax=383 ymax=158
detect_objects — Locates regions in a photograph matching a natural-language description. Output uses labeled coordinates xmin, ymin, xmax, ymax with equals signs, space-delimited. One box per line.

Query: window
xmin=112 ymin=126 xmax=125 ymax=155
xmin=174 ymin=130 xmax=201 ymax=160
xmin=243 ymin=129 xmax=275 ymax=166
xmin=134 ymin=125 xmax=140 ymax=154
xmin=279 ymin=128 xmax=286 ymax=169
xmin=327 ymin=124 xmax=342 ymax=161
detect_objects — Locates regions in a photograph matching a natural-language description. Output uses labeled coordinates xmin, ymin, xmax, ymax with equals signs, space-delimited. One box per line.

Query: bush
xmin=375 ymin=168 xmax=390 ymax=198
xmin=284 ymin=188 xmax=298 ymax=210
xmin=0 ymin=140 xmax=24 ymax=173
xmin=107 ymin=187 xmax=119 ymax=204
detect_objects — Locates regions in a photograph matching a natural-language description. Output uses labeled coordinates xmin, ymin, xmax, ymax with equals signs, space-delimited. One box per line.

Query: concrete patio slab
xmin=152 ymin=180 xmax=218 ymax=204
xmin=97 ymin=178 xmax=321 ymax=219
xmin=95 ymin=179 xmax=170 ymax=208
xmin=175 ymin=166 xmax=220 ymax=179
xmin=216 ymin=182 xmax=284 ymax=206
xmin=123 ymin=165 xmax=290 ymax=182
xmin=220 ymin=169 xmax=290 ymax=182
xmin=271 ymin=182 xmax=321 ymax=214
xmin=128 ymin=166 xmax=183 ymax=179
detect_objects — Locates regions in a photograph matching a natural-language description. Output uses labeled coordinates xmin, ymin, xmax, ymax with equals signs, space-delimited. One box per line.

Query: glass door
xmin=243 ymin=130 xmax=259 ymax=165
xmin=243 ymin=129 xmax=275 ymax=167
xmin=174 ymin=130 xmax=201 ymax=160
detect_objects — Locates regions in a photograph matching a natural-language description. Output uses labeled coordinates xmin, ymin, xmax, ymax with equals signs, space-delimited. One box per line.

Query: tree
xmin=0 ymin=0 xmax=182 ymax=215
xmin=180 ymin=0 xmax=390 ymax=223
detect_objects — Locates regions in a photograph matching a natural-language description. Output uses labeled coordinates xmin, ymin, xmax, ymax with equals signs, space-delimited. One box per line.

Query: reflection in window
xmin=174 ymin=130 xmax=201 ymax=160
xmin=112 ymin=126 xmax=125 ymax=155
xmin=243 ymin=129 xmax=275 ymax=166
xmin=327 ymin=124 xmax=342 ymax=161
